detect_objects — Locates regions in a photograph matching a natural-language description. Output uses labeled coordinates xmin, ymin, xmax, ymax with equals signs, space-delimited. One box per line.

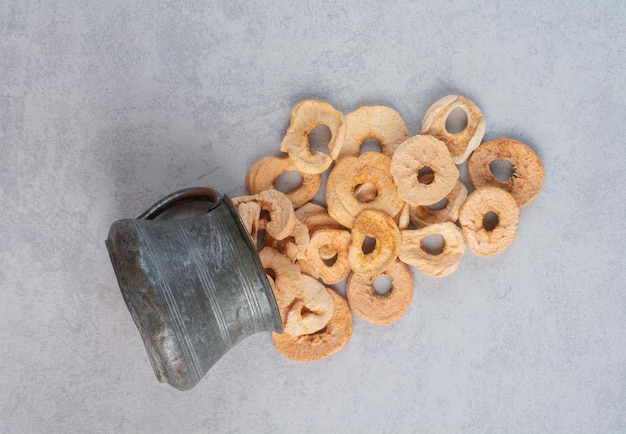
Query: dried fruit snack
xmin=409 ymin=180 xmax=468 ymax=228
xmin=346 ymin=260 xmax=413 ymax=325
xmin=326 ymin=152 xmax=404 ymax=227
xmin=420 ymin=94 xmax=486 ymax=164
xmin=390 ymin=135 xmax=460 ymax=206
xmin=279 ymin=100 xmax=345 ymax=174
xmin=298 ymin=228 xmax=352 ymax=285
xmin=246 ymin=155 xmax=322 ymax=209
xmin=467 ymin=138 xmax=544 ymax=207
xmin=458 ymin=186 xmax=520 ymax=256
xmin=233 ymin=189 xmax=296 ymax=241
xmin=348 ymin=209 xmax=401 ymax=277
xmin=295 ymin=202 xmax=346 ymax=232
xmin=336 ymin=105 xmax=409 ymax=159
xmin=271 ymin=288 xmax=352 ymax=362
xmin=259 ymin=247 xmax=334 ymax=336
xmin=398 ymin=222 xmax=466 ymax=277
xmin=236 ymin=95 xmax=543 ymax=363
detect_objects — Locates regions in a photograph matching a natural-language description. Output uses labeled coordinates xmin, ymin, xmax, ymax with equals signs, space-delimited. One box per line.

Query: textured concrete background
xmin=2 ymin=1 xmax=625 ymax=432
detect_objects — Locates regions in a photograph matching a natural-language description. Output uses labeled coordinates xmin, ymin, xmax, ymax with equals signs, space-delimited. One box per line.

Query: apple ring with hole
xmin=298 ymin=228 xmax=351 ymax=285
xmin=295 ymin=202 xmax=346 ymax=232
xmin=279 ymin=100 xmax=346 ymax=174
xmin=258 ymin=247 xmax=333 ymax=336
xmin=232 ymin=189 xmax=296 ymax=241
xmin=336 ymin=105 xmax=409 ymax=159
xmin=390 ymin=135 xmax=459 ymax=206
xmin=271 ymin=288 xmax=352 ymax=362
xmin=263 ymin=219 xmax=310 ymax=262
xmin=246 ymin=156 xmax=322 ymax=209
xmin=419 ymin=95 xmax=486 ymax=164
xmin=348 ymin=209 xmax=401 ymax=277
xmin=458 ymin=186 xmax=520 ymax=256
xmin=409 ymin=180 xmax=468 ymax=227
xmin=326 ymin=152 xmax=404 ymax=227
xmin=398 ymin=222 xmax=466 ymax=277
xmin=234 ymin=200 xmax=262 ymax=247
xmin=467 ymin=138 xmax=544 ymax=207
xmin=346 ymin=260 xmax=413 ymax=325
xmin=280 ymin=273 xmax=334 ymax=336
xmin=325 ymin=177 xmax=356 ymax=228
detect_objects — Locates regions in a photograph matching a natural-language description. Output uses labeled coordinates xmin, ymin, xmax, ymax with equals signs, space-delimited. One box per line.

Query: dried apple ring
xmin=346 ymin=260 xmax=413 ymax=325
xmin=299 ymin=228 xmax=351 ymax=284
xmin=279 ymin=100 xmax=346 ymax=174
xmin=259 ymin=247 xmax=333 ymax=336
xmin=294 ymin=202 xmax=327 ymax=221
xmin=295 ymin=202 xmax=346 ymax=232
xmin=394 ymin=202 xmax=411 ymax=230
xmin=420 ymin=95 xmax=486 ymax=164
xmin=235 ymin=200 xmax=262 ymax=246
xmin=258 ymin=246 xmax=300 ymax=280
xmin=232 ymin=189 xmax=296 ymax=241
xmin=390 ymin=135 xmax=459 ymax=206
xmin=246 ymin=156 xmax=322 ymax=209
xmin=458 ymin=186 xmax=520 ymax=256
xmin=398 ymin=222 xmax=466 ymax=277
xmin=326 ymin=176 xmax=359 ymax=228
xmin=348 ymin=209 xmax=401 ymax=277
xmin=409 ymin=180 xmax=468 ymax=227
xmin=280 ymin=272 xmax=334 ymax=336
xmin=336 ymin=106 xmax=409 ymax=159
xmin=327 ymin=152 xmax=404 ymax=227
xmin=467 ymin=138 xmax=544 ymax=207
xmin=272 ymin=288 xmax=352 ymax=362
xmin=264 ymin=219 xmax=310 ymax=262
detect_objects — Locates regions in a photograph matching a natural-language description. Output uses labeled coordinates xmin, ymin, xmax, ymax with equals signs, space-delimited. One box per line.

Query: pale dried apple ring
xmin=390 ymin=135 xmax=459 ymax=206
xmin=398 ymin=222 xmax=466 ymax=277
xmin=394 ymin=202 xmax=411 ymax=230
xmin=258 ymin=246 xmax=300 ymax=280
xmin=295 ymin=202 xmax=346 ymax=232
xmin=246 ymin=156 xmax=322 ymax=209
xmin=346 ymin=260 xmax=413 ymax=325
xmin=419 ymin=95 xmax=486 ymax=164
xmin=348 ymin=209 xmax=401 ymax=277
xmin=284 ymin=219 xmax=310 ymax=261
xmin=409 ymin=180 xmax=468 ymax=227
xmin=467 ymin=138 xmax=544 ymax=207
xmin=260 ymin=248 xmax=304 ymax=325
xmin=327 ymin=152 xmax=404 ymax=226
xmin=279 ymin=100 xmax=346 ymax=174
xmin=458 ymin=186 xmax=520 ymax=256
xmin=280 ymin=272 xmax=334 ymax=336
xmin=326 ymin=177 xmax=357 ymax=228
xmin=272 ymin=288 xmax=352 ymax=362
xmin=235 ymin=200 xmax=262 ymax=247
xmin=265 ymin=219 xmax=310 ymax=262
xmin=336 ymin=106 xmax=409 ymax=159
xmin=259 ymin=247 xmax=333 ymax=335
xmin=299 ymin=228 xmax=351 ymax=285
xmin=294 ymin=202 xmax=327 ymax=220
xmin=232 ymin=189 xmax=296 ymax=240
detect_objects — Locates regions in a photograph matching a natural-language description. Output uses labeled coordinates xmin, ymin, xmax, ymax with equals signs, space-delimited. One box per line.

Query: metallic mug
xmin=106 ymin=187 xmax=282 ymax=390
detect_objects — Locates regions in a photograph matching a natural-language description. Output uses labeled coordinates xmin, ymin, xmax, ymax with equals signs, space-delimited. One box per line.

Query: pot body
xmin=106 ymin=188 xmax=282 ymax=390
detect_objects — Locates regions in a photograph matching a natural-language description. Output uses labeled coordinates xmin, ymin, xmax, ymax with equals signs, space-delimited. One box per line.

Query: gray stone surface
xmin=2 ymin=1 xmax=625 ymax=432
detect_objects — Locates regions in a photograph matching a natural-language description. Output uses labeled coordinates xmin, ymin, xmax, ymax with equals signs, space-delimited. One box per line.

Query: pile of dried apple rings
xmin=233 ymin=96 xmax=544 ymax=362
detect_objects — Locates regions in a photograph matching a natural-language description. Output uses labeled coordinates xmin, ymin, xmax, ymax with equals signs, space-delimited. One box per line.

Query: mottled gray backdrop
xmin=2 ymin=1 xmax=625 ymax=432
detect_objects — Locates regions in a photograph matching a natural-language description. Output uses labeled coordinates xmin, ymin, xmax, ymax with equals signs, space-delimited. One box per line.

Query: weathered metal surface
xmin=106 ymin=188 xmax=282 ymax=391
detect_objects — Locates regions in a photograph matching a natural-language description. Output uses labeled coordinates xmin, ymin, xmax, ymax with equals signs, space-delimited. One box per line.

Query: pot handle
xmin=137 ymin=187 xmax=221 ymax=220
